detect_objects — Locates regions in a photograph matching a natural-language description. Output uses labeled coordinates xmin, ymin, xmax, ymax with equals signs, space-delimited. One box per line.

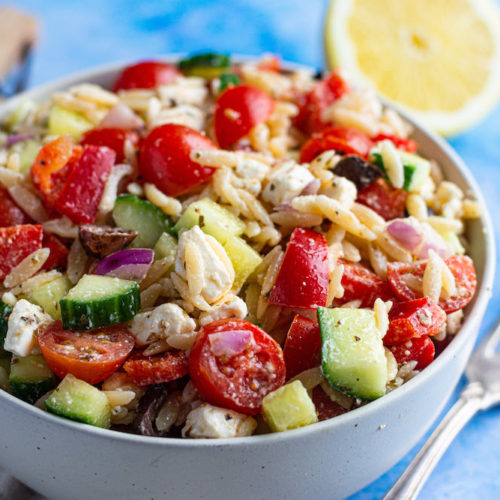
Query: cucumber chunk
xmin=441 ymin=231 xmax=465 ymax=255
xmin=45 ymin=373 xmax=111 ymax=428
xmin=179 ymin=53 xmax=230 ymax=79
xmin=174 ymin=198 xmax=245 ymax=242
xmin=9 ymin=354 xmax=56 ymax=404
xmin=153 ymin=232 xmax=178 ymax=261
xmin=60 ymin=274 xmax=140 ymax=330
xmin=372 ymin=151 xmax=430 ymax=192
xmin=48 ymin=105 xmax=93 ymax=139
xmin=318 ymin=307 xmax=388 ymax=400
xmin=222 ymin=236 xmax=262 ymax=290
xmin=0 ymin=302 xmax=13 ymax=359
xmin=262 ymin=380 xmax=318 ymax=432
xmin=9 ymin=139 xmax=42 ymax=173
xmin=28 ymin=276 xmax=72 ymax=320
xmin=219 ymin=74 xmax=240 ymax=92
xmin=113 ymin=194 xmax=174 ymax=249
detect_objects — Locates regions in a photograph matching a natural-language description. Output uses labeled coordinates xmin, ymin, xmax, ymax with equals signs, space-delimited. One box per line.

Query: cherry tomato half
xmin=189 ymin=319 xmax=286 ymax=415
xmin=123 ymin=349 xmax=189 ymax=387
xmin=112 ymin=61 xmax=181 ymax=92
xmin=80 ymin=128 xmax=140 ymax=163
xmin=0 ymin=185 xmax=32 ymax=227
xmin=371 ymin=134 xmax=418 ymax=153
xmin=139 ymin=123 xmax=217 ymax=197
xmin=38 ymin=321 xmax=135 ymax=384
xmin=299 ymin=126 xmax=373 ymax=163
xmin=356 ymin=178 xmax=407 ymax=221
xmin=311 ymin=386 xmax=347 ymax=422
xmin=214 ymin=84 xmax=274 ymax=149
xmin=387 ymin=255 xmax=477 ymax=313
xmin=389 ymin=336 xmax=435 ymax=370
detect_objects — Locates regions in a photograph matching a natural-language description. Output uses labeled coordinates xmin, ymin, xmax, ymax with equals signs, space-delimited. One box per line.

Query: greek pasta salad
xmin=0 ymin=54 xmax=479 ymax=438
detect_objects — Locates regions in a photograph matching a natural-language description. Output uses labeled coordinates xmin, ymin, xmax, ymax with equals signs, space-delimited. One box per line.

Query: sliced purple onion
xmin=94 ymin=248 xmax=154 ymax=282
xmin=209 ymin=330 xmax=254 ymax=359
xmin=386 ymin=220 xmax=422 ymax=251
xmin=98 ymin=103 xmax=145 ymax=130
xmin=7 ymin=133 xmax=35 ymax=148
xmin=300 ymin=179 xmax=321 ymax=196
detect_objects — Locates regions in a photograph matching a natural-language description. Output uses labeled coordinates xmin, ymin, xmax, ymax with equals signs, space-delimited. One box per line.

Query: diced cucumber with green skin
xmin=219 ymin=74 xmax=240 ymax=92
xmin=45 ymin=374 xmax=111 ymax=428
xmin=48 ymin=105 xmax=93 ymax=139
xmin=262 ymin=380 xmax=318 ymax=432
xmin=9 ymin=355 xmax=56 ymax=404
xmin=174 ymin=198 xmax=245 ymax=242
xmin=318 ymin=307 xmax=388 ymax=401
xmin=0 ymin=302 xmax=13 ymax=359
xmin=28 ymin=276 xmax=72 ymax=320
xmin=6 ymin=100 xmax=38 ymax=130
xmin=372 ymin=151 xmax=430 ymax=192
xmin=60 ymin=274 xmax=140 ymax=331
xmin=113 ymin=194 xmax=174 ymax=249
xmin=153 ymin=232 xmax=178 ymax=261
xmin=9 ymin=139 xmax=41 ymax=173
xmin=222 ymin=236 xmax=262 ymax=290
xmin=179 ymin=53 xmax=230 ymax=79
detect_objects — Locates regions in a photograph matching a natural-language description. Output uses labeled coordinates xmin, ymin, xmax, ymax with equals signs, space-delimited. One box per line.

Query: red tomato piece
xmin=214 ymin=84 xmax=274 ymax=149
xmin=139 ymin=123 xmax=217 ymax=197
xmin=0 ymin=185 xmax=32 ymax=227
xmin=311 ymin=386 xmax=347 ymax=421
xmin=383 ymin=297 xmax=446 ymax=346
xmin=31 ymin=135 xmax=75 ymax=208
xmin=54 ymin=145 xmax=115 ymax=224
xmin=38 ymin=320 xmax=134 ymax=384
xmin=283 ymin=315 xmax=321 ymax=379
xmin=338 ymin=261 xmax=395 ymax=308
xmin=268 ymin=228 xmax=329 ymax=309
xmin=387 ymin=255 xmax=477 ymax=313
xmin=0 ymin=224 xmax=43 ymax=280
xmin=112 ymin=61 xmax=181 ymax=92
xmin=356 ymin=178 xmax=407 ymax=221
xmin=294 ymin=71 xmax=350 ymax=134
xmin=371 ymin=134 xmax=418 ymax=153
xmin=123 ymin=350 xmax=189 ymax=387
xmin=41 ymin=233 xmax=69 ymax=271
xmin=389 ymin=336 xmax=435 ymax=370
xmin=299 ymin=126 xmax=373 ymax=163
xmin=188 ymin=319 xmax=286 ymax=415
xmin=80 ymin=128 xmax=140 ymax=163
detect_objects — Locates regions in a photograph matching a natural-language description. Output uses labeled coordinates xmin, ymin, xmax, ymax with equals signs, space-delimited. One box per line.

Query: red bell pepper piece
xmin=283 ymin=315 xmax=321 ymax=379
xmin=268 ymin=228 xmax=329 ymax=309
xmin=356 ymin=178 xmax=407 ymax=221
xmin=41 ymin=233 xmax=69 ymax=271
xmin=0 ymin=186 xmax=32 ymax=227
xmin=383 ymin=297 xmax=446 ymax=346
xmin=54 ymin=145 xmax=116 ymax=224
xmin=371 ymin=134 xmax=418 ymax=153
xmin=389 ymin=336 xmax=435 ymax=370
xmin=337 ymin=261 xmax=395 ymax=308
xmin=0 ymin=225 xmax=43 ymax=280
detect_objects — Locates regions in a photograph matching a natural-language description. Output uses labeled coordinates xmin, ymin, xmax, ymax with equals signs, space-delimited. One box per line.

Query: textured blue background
xmin=8 ymin=0 xmax=500 ymax=498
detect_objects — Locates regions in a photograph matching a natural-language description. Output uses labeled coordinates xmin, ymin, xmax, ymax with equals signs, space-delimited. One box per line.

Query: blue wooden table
xmin=10 ymin=0 xmax=500 ymax=498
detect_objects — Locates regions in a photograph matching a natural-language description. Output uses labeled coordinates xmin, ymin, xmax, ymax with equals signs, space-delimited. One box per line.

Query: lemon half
xmin=325 ymin=0 xmax=500 ymax=135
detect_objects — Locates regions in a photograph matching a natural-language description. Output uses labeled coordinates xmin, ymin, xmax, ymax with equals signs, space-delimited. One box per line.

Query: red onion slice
xmin=300 ymin=179 xmax=321 ymax=196
xmin=7 ymin=133 xmax=35 ymax=148
xmin=98 ymin=104 xmax=145 ymax=130
xmin=94 ymin=248 xmax=154 ymax=282
xmin=209 ymin=330 xmax=254 ymax=359
xmin=386 ymin=220 xmax=422 ymax=251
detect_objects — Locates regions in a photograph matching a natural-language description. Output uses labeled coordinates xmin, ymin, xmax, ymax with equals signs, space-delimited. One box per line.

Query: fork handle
xmin=383 ymin=382 xmax=484 ymax=500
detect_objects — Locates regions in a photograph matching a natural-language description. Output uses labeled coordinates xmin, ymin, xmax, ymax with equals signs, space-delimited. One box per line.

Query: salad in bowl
xmin=0 ymin=53 xmax=480 ymax=440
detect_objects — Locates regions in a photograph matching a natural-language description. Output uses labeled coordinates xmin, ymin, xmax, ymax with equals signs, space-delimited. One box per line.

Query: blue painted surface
xmin=8 ymin=0 xmax=500 ymax=498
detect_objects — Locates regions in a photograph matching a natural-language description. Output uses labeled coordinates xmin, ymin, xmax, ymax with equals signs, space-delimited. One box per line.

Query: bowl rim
xmin=0 ymin=55 xmax=495 ymax=448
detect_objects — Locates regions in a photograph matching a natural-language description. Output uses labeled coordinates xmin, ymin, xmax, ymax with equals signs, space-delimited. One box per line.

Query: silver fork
xmin=384 ymin=317 xmax=500 ymax=500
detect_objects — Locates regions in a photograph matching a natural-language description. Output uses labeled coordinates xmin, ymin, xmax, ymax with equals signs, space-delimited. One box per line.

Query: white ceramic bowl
xmin=0 ymin=58 xmax=495 ymax=500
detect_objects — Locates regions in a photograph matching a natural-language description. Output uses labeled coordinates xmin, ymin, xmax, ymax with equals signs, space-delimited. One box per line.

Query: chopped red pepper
xmin=283 ymin=315 xmax=321 ymax=379
xmin=390 ymin=336 xmax=435 ymax=370
xmin=0 ymin=186 xmax=32 ymax=227
xmin=383 ymin=297 xmax=446 ymax=346
xmin=337 ymin=261 xmax=395 ymax=308
xmin=372 ymin=134 xmax=418 ymax=153
xmin=41 ymin=233 xmax=69 ymax=271
xmin=268 ymin=228 xmax=329 ymax=309
xmin=54 ymin=145 xmax=115 ymax=224
xmin=356 ymin=178 xmax=407 ymax=221
xmin=0 ymin=225 xmax=43 ymax=280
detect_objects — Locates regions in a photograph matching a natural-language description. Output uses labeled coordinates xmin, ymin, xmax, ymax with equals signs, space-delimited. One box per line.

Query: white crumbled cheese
xmin=129 ymin=303 xmax=197 ymax=348
xmin=199 ymin=294 xmax=248 ymax=326
xmin=262 ymin=161 xmax=315 ymax=206
xmin=3 ymin=299 xmax=52 ymax=357
xmin=182 ymin=403 xmax=257 ymax=439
